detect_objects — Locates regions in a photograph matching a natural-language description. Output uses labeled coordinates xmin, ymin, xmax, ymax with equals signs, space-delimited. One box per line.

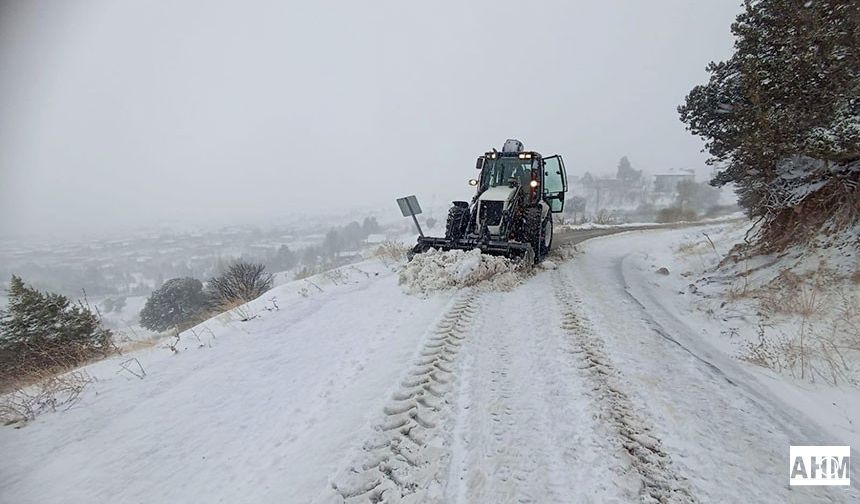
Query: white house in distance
xmin=653 ymin=169 xmax=695 ymax=193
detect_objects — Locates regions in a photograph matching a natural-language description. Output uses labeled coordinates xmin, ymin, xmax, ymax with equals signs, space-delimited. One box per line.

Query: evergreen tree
xmin=139 ymin=277 xmax=209 ymax=332
xmin=323 ymin=228 xmax=343 ymax=257
xmin=679 ymin=0 xmax=859 ymax=245
xmin=0 ymin=276 xmax=112 ymax=383
xmin=616 ymin=156 xmax=641 ymax=183
xmin=362 ymin=217 xmax=380 ymax=235
xmin=270 ymin=245 xmax=298 ymax=272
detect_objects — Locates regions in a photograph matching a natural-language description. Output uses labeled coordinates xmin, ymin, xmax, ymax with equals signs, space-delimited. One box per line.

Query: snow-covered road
xmin=2 ymin=226 xmax=858 ymax=503
xmin=318 ymin=227 xmax=858 ymax=503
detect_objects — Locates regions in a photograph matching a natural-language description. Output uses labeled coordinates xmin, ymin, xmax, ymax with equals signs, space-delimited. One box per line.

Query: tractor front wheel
xmin=541 ymin=215 xmax=553 ymax=257
xmin=445 ymin=204 xmax=469 ymax=240
xmin=524 ymin=207 xmax=543 ymax=263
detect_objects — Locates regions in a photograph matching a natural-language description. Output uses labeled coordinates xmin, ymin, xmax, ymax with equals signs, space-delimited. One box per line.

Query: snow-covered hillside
xmin=1 ymin=223 xmax=858 ymax=503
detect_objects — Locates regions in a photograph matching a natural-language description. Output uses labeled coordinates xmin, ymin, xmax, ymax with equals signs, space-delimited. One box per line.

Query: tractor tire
xmin=541 ymin=215 xmax=553 ymax=257
xmin=523 ymin=206 xmax=543 ymax=263
xmin=445 ymin=204 xmax=469 ymax=240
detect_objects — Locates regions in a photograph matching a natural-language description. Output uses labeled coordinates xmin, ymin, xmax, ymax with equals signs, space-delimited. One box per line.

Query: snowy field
xmin=1 ymin=223 xmax=858 ymax=503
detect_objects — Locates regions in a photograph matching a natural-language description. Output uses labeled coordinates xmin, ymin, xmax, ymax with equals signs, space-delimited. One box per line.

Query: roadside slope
xmin=0 ymin=262 xmax=454 ymax=504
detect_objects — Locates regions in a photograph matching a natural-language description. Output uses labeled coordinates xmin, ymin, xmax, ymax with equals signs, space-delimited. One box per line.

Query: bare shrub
xmin=593 ymin=209 xmax=619 ymax=225
xmin=208 ymin=262 xmax=273 ymax=309
xmin=739 ymin=324 xmax=789 ymax=371
xmin=0 ymin=370 xmax=93 ymax=425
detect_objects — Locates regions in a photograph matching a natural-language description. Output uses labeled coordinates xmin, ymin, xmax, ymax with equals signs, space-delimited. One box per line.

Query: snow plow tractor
xmin=411 ymin=139 xmax=568 ymax=264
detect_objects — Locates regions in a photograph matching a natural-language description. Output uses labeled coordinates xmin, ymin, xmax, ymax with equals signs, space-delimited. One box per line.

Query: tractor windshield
xmin=480 ymin=157 xmax=533 ymax=189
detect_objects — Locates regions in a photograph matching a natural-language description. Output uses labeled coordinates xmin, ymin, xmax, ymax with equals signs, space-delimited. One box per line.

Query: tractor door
xmin=542 ymin=155 xmax=567 ymax=212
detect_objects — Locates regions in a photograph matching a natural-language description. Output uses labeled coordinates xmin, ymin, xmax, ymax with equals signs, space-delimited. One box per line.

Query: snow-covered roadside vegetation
xmin=683 ymin=222 xmax=859 ymax=385
xmin=622 ymin=221 xmax=859 ymax=445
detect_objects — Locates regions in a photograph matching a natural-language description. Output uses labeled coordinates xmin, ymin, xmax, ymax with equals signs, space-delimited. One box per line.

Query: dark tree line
xmin=679 ymin=0 xmax=859 ymax=248
xmin=322 ymin=217 xmax=381 ymax=258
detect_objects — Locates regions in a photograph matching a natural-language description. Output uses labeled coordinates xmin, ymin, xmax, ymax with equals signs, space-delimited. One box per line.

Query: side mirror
xmin=476 ymin=156 xmax=486 ymax=170
xmin=468 ymin=178 xmax=478 ymax=186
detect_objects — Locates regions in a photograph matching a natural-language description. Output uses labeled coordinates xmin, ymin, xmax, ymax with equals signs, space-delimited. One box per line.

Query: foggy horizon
xmin=0 ymin=0 xmax=743 ymax=238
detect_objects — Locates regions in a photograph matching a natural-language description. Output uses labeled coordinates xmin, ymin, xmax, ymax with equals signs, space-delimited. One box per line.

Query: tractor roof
xmin=484 ymin=150 xmax=542 ymax=159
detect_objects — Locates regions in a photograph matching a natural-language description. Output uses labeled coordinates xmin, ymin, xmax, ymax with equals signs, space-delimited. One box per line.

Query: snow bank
xmin=0 ymin=258 xmax=455 ymax=503
xmin=399 ymin=248 xmax=523 ymax=295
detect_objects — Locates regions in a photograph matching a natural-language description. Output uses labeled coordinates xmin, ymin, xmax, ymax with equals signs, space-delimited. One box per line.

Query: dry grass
xmin=738 ymin=262 xmax=859 ymax=384
xmin=321 ymin=268 xmax=350 ymax=285
xmin=0 ymin=370 xmax=93 ymax=425
xmin=294 ymin=265 xmax=325 ymax=280
xmin=374 ymin=240 xmax=410 ymax=265
xmin=656 ymin=207 xmax=698 ymax=223
xmin=676 ymin=240 xmax=709 ymax=257
xmin=725 ymin=278 xmax=751 ymax=301
xmin=215 ymin=299 xmax=256 ymax=323
xmin=758 ymin=284 xmax=824 ymax=318
xmin=738 ymin=320 xmax=854 ymax=385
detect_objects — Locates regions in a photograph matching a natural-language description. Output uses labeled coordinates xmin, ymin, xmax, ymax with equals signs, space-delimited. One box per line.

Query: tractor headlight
xmin=518 ymin=153 xmax=532 ymax=159
xmin=529 ymin=180 xmax=538 ymax=188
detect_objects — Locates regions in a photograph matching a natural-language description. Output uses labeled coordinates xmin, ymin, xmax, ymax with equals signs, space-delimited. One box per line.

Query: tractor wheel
xmin=541 ymin=215 xmax=553 ymax=257
xmin=523 ymin=206 xmax=543 ymax=263
xmin=445 ymin=204 xmax=469 ymax=240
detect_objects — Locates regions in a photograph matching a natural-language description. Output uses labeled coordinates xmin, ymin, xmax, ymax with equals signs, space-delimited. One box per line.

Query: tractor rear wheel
xmin=445 ymin=204 xmax=469 ymax=240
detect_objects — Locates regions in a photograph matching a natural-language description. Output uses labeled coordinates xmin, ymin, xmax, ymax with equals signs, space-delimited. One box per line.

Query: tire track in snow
xmin=448 ymin=285 xmax=578 ymax=504
xmin=553 ymin=273 xmax=697 ymax=504
xmin=314 ymin=290 xmax=480 ymax=504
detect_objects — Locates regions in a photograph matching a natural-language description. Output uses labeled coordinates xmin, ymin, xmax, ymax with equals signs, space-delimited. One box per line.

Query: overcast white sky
xmin=0 ymin=0 xmax=742 ymax=237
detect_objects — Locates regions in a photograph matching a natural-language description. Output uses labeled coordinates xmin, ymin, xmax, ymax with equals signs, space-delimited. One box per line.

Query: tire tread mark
xmin=553 ymin=274 xmax=697 ymax=504
xmin=316 ymin=290 xmax=480 ymax=504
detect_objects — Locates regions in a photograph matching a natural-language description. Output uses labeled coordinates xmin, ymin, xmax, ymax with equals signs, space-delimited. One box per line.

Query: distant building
xmin=578 ymin=170 xmax=646 ymax=212
xmin=653 ymin=170 xmax=695 ymax=193
xmin=364 ymin=233 xmax=386 ymax=245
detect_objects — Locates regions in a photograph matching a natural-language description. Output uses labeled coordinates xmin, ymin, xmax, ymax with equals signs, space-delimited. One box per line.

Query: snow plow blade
xmin=409 ymin=236 xmax=533 ymax=261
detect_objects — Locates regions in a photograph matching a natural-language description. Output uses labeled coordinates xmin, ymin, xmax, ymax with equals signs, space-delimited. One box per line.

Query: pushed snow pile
xmin=549 ymin=242 xmax=581 ymax=261
xmin=399 ymin=248 xmax=522 ymax=294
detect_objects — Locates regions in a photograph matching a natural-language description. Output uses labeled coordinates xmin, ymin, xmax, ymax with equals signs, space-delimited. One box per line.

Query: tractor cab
xmin=475 ymin=149 xmax=568 ymax=213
